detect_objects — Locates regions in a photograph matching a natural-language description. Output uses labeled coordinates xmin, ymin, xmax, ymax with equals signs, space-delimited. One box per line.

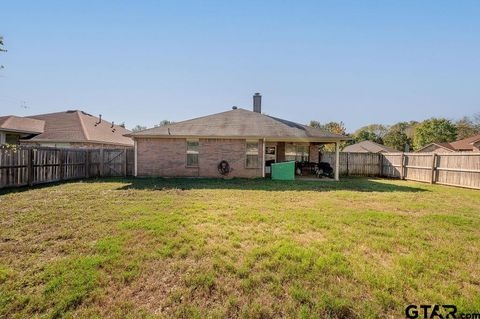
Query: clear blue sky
xmin=1 ymin=0 xmax=479 ymax=132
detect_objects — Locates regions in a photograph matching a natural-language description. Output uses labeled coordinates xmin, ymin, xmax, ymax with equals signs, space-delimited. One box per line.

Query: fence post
xmin=99 ymin=148 xmax=104 ymax=177
xmin=400 ymin=153 xmax=405 ymax=180
xmin=378 ymin=153 xmax=383 ymax=177
xmin=430 ymin=153 xmax=437 ymax=184
xmin=59 ymin=149 xmax=64 ymax=181
xmin=85 ymin=150 xmax=90 ymax=178
xmin=27 ymin=148 xmax=34 ymax=186
xmin=123 ymin=148 xmax=127 ymax=177
xmin=346 ymin=152 xmax=349 ymax=176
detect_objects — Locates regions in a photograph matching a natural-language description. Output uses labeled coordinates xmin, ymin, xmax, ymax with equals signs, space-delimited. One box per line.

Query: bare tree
xmin=154 ymin=120 xmax=175 ymax=127
xmin=131 ymin=125 xmax=147 ymax=132
xmin=0 ymin=36 xmax=6 ymax=69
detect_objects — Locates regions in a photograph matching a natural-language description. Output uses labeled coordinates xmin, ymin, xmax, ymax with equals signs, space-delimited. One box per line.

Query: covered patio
xmin=261 ymin=139 xmax=343 ymax=181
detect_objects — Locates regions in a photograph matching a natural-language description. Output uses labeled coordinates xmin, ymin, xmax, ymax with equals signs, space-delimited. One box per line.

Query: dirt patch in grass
xmin=294 ymin=230 xmax=327 ymax=245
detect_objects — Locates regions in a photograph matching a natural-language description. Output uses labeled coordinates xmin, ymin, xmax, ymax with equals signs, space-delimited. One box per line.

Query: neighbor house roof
xmin=22 ymin=110 xmax=133 ymax=146
xmin=128 ymin=108 xmax=348 ymax=141
xmin=449 ymin=134 xmax=480 ymax=151
xmin=0 ymin=115 xmax=45 ymax=134
xmin=416 ymin=134 xmax=480 ymax=152
xmin=342 ymin=140 xmax=398 ymax=153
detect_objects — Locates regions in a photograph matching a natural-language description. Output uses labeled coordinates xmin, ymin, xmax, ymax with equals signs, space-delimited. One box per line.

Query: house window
xmin=297 ymin=145 xmax=309 ymax=162
xmin=186 ymin=140 xmax=199 ymax=167
xmin=285 ymin=144 xmax=309 ymax=162
xmin=245 ymin=140 xmax=259 ymax=168
xmin=5 ymin=134 xmax=20 ymax=145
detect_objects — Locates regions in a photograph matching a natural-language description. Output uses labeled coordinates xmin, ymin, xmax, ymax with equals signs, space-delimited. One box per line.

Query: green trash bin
xmin=271 ymin=161 xmax=295 ymax=180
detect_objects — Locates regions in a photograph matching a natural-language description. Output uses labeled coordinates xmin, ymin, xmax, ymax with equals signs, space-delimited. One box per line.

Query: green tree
xmin=383 ymin=121 xmax=418 ymax=151
xmin=308 ymin=120 xmax=346 ymax=135
xmin=413 ymin=118 xmax=457 ymax=150
xmin=384 ymin=127 xmax=408 ymax=151
xmin=131 ymin=125 xmax=147 ymax=132
xmin=308 ymin=120 xmax=321 ymax=129
xmin=353 ymin=124 xmax=388 ymax=144
xmin=308 ymin=120 xmax=348 ymax=151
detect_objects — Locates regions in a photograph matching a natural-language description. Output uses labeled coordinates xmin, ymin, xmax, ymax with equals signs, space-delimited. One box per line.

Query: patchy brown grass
xmin=1 ymin=177 xmax=479 ymax=318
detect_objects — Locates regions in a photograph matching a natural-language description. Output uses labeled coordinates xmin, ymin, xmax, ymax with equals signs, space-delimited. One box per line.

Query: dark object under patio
xmin=317 ymin=162 xmax=334 ymax=178
xmin=295 ymin=161 xmax=334 ymax=178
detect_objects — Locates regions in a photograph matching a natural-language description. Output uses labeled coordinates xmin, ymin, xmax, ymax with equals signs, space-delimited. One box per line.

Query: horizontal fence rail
xmin=0 ymin=146 xmax=134 ymax=189
xmin=1 ymin=147 xmax=478 ymax=190
xmin=322 ymin=151 xmax=480 ymax=190
xmin=322 ymin=152 xmax=382 ymax=177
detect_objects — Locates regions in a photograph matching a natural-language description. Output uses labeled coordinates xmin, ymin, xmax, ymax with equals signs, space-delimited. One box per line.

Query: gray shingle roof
xmin=0 ymin=115 xmax=45 ymax=134
xmin=416 ymin=135 xmax=480 ymax=152
xmin=24 ymin=110 xmax=134 ymax=146
xmin=342 ymin=140 xmax=398 ymax=153
xmin=449 ymin=134 xmax=480 ymax=151
xmin=128 ymin=108 xmax=348 ymax=140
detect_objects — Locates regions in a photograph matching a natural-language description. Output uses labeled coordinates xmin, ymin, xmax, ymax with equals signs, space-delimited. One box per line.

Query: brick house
xmin=0 ymin=116 xmax=45 ymax=145
xmin=128 ymin=94 xmax=349 ymax=180
xmin=0 ymin=110 xmax=133 ymax=148
xmin=416 ymin=134 xmax=480 ymax=153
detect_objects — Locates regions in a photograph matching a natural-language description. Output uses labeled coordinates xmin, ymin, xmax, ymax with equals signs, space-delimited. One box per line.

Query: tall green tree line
xmin=309 ymin=114 xmax=480 ymax=151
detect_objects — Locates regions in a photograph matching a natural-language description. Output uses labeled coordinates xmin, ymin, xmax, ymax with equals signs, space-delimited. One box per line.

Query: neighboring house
xmin=342 ymin=140 xmax=398 ymax=153
xmin=415 ymin=142 xmax=456 ymax=153
xmin=127 ymin=93 xmax=349 ymax=179
xmin=0 ymin=116 xmax=45 ymax=145
xmin=416 ymin=134 xmax=480 ymax=153
xmin=1 ymin=110 xmax=133 ymax=148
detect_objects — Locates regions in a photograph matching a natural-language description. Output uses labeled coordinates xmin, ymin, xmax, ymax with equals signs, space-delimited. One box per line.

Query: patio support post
xmin=335 ymin=141 xmax=340 ymax=181
xmin=262 ymin=138 xmax=266 ymax=178
xmin=134 ymin=140 xmax=138 ymax=177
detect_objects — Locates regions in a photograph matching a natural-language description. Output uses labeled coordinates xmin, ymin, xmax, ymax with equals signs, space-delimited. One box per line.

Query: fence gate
xmin=102 ymin=148 xmax=128 ymax=177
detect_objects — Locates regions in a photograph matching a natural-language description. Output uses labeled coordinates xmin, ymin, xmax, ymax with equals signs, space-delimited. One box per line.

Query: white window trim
xmin=285 ymin=143 xmax=309 ymax=162
xmin=186 ymin=139 xmax=199 ymax=167
xmin=245 ymin=140 xmax=259 ymax=168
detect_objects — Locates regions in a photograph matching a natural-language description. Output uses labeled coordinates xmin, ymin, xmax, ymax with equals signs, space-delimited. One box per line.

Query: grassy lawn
xmin=1 ymin=177 xmax=479 ymax=318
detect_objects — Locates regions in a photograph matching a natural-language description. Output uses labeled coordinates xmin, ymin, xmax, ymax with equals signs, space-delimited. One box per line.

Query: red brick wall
xmin=136 ymin=138 xmax=263 ymax=178
xmin=198 ymin=139 xmax=263 ymax=178
xmin=276 ymin=142 xmax=286 ymax=162
xmin=309 ymin=144 xmax=319 ymax=163
xmin=136 ymin=138 xmax=199 ymax=177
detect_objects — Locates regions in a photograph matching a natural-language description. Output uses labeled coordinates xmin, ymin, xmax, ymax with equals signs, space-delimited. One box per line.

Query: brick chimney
xmin=253 ymin=93 xmax=261 ymax=113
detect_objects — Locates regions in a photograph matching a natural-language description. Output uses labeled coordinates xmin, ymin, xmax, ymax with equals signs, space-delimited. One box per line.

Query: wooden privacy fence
xmin=322 ymin=152 xmax=480 ymax=190
xmin=381 ymin=152 xmax=480 ymax=189
xmin=322 ymin=152 xmax=382 ymax=176
xmin=0 ymin=146 xmax=134 ymax=189
xmin=2 ymin=147 xmax=479 ymax=190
